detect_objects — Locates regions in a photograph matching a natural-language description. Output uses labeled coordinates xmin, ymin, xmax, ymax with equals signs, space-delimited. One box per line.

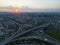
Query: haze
xmin=0 ymin=0 xmax=60 ymax=12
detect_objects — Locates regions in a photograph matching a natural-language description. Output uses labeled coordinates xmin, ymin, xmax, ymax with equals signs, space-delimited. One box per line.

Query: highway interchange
xmin=0 ymin=12 xmax=60 ymax=45
xmin=0 ymin=23 xmax=60 ymax=45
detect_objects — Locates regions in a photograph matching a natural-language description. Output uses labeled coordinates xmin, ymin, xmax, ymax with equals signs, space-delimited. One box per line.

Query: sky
xmin=0 ymin=0 xmax=60 ymax=12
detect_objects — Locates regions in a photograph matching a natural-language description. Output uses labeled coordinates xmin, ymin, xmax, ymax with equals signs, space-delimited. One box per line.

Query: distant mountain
xmin=0 ymin=6 xmax=13 ymax=9
xmin=20 ymin=6 xmax=60 ymax=12
xmin=20 ymin=6 xmax=32 ymax=10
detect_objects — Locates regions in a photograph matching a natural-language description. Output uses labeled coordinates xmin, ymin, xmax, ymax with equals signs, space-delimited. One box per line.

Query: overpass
xmin=1 ymin=23 xmax=60 ymax=45
xmin=0 ymin=23 xmax=50 ymax=45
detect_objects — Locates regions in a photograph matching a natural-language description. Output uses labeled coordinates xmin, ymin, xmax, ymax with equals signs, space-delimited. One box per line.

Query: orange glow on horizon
xmin=12 ymin=8 xmax=23 ymax=13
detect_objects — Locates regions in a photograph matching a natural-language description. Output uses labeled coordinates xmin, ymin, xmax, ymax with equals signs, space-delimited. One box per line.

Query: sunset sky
xmin=0 ymin=0 xmax=60 ymax=12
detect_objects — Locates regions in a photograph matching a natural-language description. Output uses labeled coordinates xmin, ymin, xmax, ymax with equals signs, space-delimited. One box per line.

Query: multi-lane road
xmin=0 ymin=23 xmax=60 ymax=45
xmin=0 ymin=23 xmax=49 ymax=45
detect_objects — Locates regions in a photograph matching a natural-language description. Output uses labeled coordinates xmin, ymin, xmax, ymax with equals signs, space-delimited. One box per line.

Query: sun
xmin=15 ymin=9 xmax=19 ymax=12
xmin=12 ymin=9 xmax=20 ymax=12
xmin=14 ymin=9 xmax=20 ymax=12
xmin=12 ymin=8 xmax=23 ymax=13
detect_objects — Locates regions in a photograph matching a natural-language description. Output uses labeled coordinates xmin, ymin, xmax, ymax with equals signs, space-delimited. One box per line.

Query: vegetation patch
xmin=44 ymin=25 xmax=60 ymax=41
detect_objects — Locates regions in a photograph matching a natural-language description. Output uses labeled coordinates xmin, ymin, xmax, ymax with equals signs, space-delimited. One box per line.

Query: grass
xmin=44 ymin=25 xmax=60 ymax=41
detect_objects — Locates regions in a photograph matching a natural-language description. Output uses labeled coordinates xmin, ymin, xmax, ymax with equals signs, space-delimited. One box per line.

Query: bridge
xmin=0 ymin=23 xmax=60 ymax=45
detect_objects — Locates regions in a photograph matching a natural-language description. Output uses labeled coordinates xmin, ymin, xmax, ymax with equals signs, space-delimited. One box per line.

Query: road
xmin=0 ymin=23 xmax=60 ymax=45
xmin=0 ymin=23 xmax=49 ymax=45
xmin=10 ymin=28 xmax=60 ymax=45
